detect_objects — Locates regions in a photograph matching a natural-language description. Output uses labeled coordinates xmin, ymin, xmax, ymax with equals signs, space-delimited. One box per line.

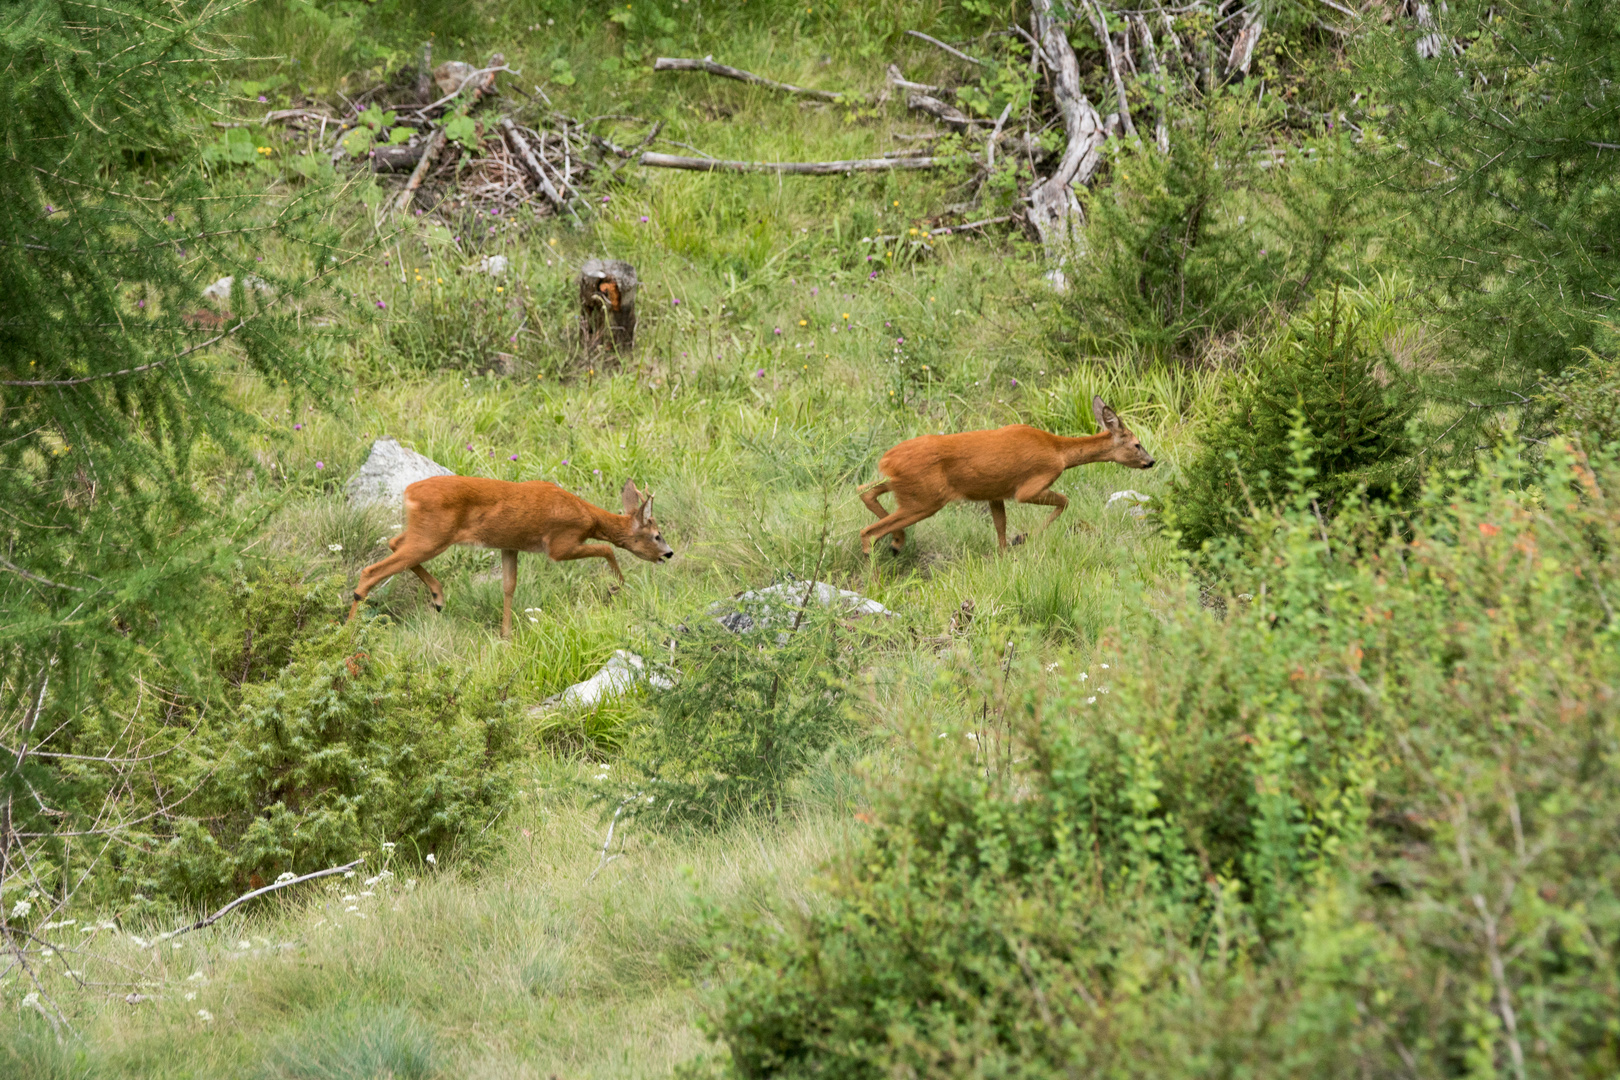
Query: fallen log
xmin=392 ymin=128 xmax=446 ymax=216
xmin=637 ymin=152 xmax=946 ymax=174
xmin=653 ymin=57 xmax=846 ymax=102
xmin=371 ymin=142 xmax=427 ymax=173
xmin=906 ymin=92 xmax=975 ymax=132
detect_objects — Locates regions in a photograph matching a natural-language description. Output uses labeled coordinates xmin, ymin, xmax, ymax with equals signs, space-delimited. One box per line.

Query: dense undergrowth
xmin=3 ymin=0 xmax=1617 ymax=1075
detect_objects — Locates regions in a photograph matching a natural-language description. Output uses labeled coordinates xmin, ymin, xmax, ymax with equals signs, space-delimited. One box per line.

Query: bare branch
xmin=155 ymin=858 xmax=365 ymax=943
xmin=653 ymin=57 xmax=846 ymax=102
xmin=906 ymin=30 xmax=987 ymax=66
xmin=637 ymin=152 xmax=948 ymax=174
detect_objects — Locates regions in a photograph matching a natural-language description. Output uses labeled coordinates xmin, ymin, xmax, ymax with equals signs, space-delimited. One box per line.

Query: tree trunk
xmin=371 ymin=142 xmax=427 ymax=173
xmin=579 ymin=259 xmax=638 ymax=358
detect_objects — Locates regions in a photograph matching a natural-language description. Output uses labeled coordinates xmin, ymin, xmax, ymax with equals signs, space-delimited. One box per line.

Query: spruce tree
xmin=1 ymin=2 xmax=333 ymax=892
xmin=1358 ymin=0 xmax=1620 ymax=417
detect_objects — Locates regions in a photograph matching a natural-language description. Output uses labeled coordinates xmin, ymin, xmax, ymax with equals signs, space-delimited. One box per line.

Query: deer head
xmin=620 ymin=479 xmax=675 ymax=562
xmin=1093 ymin=397 xmax=1156 ymax=469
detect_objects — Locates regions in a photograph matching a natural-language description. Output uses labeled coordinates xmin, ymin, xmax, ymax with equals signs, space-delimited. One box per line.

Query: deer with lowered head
xmin=859 ymin=397 xmax=1155 ymax=554
xmin=348 ymin=476 xmax=673 ymax=637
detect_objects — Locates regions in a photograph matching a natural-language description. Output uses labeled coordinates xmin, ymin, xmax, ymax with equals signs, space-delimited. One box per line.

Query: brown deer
xmin=348 ymin=477 xmax=673 ymax=637
xmin=859 ymin=397 xmax=1155 ymax=554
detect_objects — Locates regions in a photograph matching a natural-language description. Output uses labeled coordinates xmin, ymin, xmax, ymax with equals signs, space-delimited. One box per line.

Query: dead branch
xmin=154 ymin=858 xmax=365 ymax=943
xmin=930 ymin=214 xmax=1021 ymax=236
xmin=653 ymin=57 xmax=846 ymax=102
xmin=1087 ymin=0 xmax=1139 ymax=139
xmin=906 ymin=30 xmax=987 ymax=66
xmin=500 ymin=118 xmax=565 ymax=207
xmin=391 ymin=128 xmax=446 ymax=216
xmin=1134 ymin=15 xmax=1171 ymax=153
xmin=637 ymin=152 xmax=948 ymax=174
xmin=1226 ymin=9 xmax=1264 ymax=76
xmin=907 ymin=92 xmax=975 ymax=132
xmin=1027 ymin=0 xmax=1109 ymax=268
xmin=886 ymin=64 xmax=950 ymax=98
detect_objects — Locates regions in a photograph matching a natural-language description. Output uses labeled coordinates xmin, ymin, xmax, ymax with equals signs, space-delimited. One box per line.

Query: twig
xmin=406 ymin=64 xmax=516 ymax=118
xmin=886 ymin=64 xmax=950 ymax=97
xmin=587 ymin=802 xmax=627 ymax=882
xmin=906 ymin=30 xmax=987 ymax=66
xmin=985 ymin=101 xmax=1013 ymax=168
xmin=1 ymin=319 xmax=248 ymax=387
xmin=154 ymin=858 xmax=364 ymax=943
xmin=500 ymin=118 xmax=565 ymax=207
xmin=0 ymin=558 xmax=84 ymax=591
xmin=1087 ymin=0 xmax=1138 ymax=139
xmin=654 ymin=137 xmax=716 ymax=159
xmin=609 ymin=121 xmax=664 ymax=177
xmin=653 ymin=57 xmax=846 ymax=102
xmin=391 ymin=128 xmax=446 ymax=216
xmin=930 ymin=214 xmax=1020 ymax=235
xmin=637 ymin=152 xmax=947 ymax=174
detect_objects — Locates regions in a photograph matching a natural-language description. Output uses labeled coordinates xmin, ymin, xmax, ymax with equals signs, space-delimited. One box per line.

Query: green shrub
xmin=601 ymin=601 xmax=862 ymax=832
xmin=1159 ymin=291 xmax=1413 ymax=550
xmin=1534 ymin=346 xmax=1620 ymax=452
xmin=699 ymin=445 xmax=1620 ymax=1079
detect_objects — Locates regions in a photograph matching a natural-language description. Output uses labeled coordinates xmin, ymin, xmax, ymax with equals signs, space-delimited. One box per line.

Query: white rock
xmin=479 ymin=254 xmax=509 ymax=276
xmin=201 ymin=274 xmax=273 ymax=302
xmin=345 ymin=438 xmax=455 ymax=507
xmin=1107 ymin=489 xmax=1152 ymax=519
xmin=708 ymin=580 xmax=892 ymax=634
xmin=539 ymin=650 xmax=671 ymax=712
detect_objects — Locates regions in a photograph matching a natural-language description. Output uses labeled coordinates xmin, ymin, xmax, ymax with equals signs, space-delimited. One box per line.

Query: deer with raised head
xmin=859 ymin=397 xmax=1155 ymax=554
xmin=348 ymin=477 xmax=673 ymax=637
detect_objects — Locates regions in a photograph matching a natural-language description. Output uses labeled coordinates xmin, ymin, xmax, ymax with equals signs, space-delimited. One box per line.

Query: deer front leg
xmin=349 ymin=540 xmax=451 ymax=621
xmin=988 ymin=500 xmax=1010 ymax=550
xmin=549 ymin=541 xmax=626 ymax=584
xmin=500 ymin=549 xmax=518 ymax=639
xmin=1016 ymin=485 xmax=1070 ymax=534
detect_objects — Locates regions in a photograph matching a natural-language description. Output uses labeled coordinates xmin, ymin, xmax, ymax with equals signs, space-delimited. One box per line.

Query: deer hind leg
xmin=860 ymin=482 xmax=891 ymax=519
xmin=348 ymin=540 xmax=452 ymax=621
xmin=500 ymin=549 xmax=518 ymax=639
xmin=860 ymin=499 xmax=945 ymax=555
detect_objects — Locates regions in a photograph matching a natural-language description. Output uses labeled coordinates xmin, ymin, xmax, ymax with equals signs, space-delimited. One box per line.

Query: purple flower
xmin=755 ymin=368 xmax=766 ymax=378
xmin=488 ymin=450 xmax=494 ymax=457
xmin=315 ymin=461 xmax=325 ymax=469
xmin=488 ymin=226 xmax=496 ymax=234
xmin=294 ymin=423 xmax=303 ymax=430
xmin=466 ymin=443 xmax=475 ymax=451
xmin=165 ymin=214 xmax=174 ymax=223
xmin=869 ymin=271 xmax=878 ymax=280
xmin=1011 ymin=378 xmax=1019 ymax=387
xmin=257 ymin=95 xmax=268 ymax=103
xmin=256 ymin=256 xmax=263 ymax=261
xmin=137 ymin=300 xmax=145 ymax=309
xmin=509 ymin=454 xmax=518 ymax=461
xmin=884 ymin=321 xmax=891 ymax=327
xmin=415 ymin=209 xmax=424 ymax=216
xmin=44 ymin=204 xmax=54 ymax=214
xmin=773 ymin=327 xmax=781 ymax=335
xmin=376 ymin=300 xmax=387 ymax=309
xmin=593 ymin=468 xmax=601 ymax=475
xmin=601 ymin=195 xmax=610 ymax=203
xmin=561 ymin=458 xmax=570 ymax=465
xmin=492 ymin=207 xmax=502 ymax=216
xmin=639 ymin=215 xmax=649 ymax=223
xmin=811 ymin=288 xmax=818 ymax=296
xmin=672 ymin=298 xmax=681 ymax=306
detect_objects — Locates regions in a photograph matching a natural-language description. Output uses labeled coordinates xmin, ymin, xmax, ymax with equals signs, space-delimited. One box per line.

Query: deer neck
xmin=590 ymin=509 xmax=637 ymax=547
xmin=1057 ymin=432 xmax=1117 ymax=468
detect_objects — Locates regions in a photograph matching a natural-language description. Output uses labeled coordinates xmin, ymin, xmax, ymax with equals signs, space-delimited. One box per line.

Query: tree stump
xmin=579 ymin=259 xmax=637 ymax=357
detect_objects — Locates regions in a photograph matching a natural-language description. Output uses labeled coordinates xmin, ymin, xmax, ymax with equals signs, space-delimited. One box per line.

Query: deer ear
xmin=1093 ymin=396 xmax=1124 ymax=435
xmin=621 ymin=479 xmax=642 ymax=516
xmin=640 ymin=493 xmax=656 ymax=524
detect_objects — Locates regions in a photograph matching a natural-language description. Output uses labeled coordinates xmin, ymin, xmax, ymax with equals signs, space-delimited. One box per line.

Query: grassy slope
xmin=7 ymin=3 xmax=1211 ymax=1075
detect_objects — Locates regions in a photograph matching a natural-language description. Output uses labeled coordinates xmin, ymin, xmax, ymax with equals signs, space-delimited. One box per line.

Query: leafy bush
xmin=1159 ymin=292 xmax=1413 ymax=550
xmin=602 ymin=601 xmax=861 ymax=832
xmin=699 ymin=445 xmax=1620 ymax=1078
xmin=1534 ymin=347 xmax=1620 ymax=452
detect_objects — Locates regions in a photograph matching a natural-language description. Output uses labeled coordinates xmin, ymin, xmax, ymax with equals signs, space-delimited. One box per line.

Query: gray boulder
xmin=346 ymin=438 xmax=455 ymax=507
xmin=708 ymin=580 xmax=892 ymax=634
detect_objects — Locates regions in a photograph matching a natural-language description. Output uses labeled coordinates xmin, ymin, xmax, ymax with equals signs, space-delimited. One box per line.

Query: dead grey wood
xmin=653 ymin=57 xmax=845 ymax=101
xmin=906 ymin=92 xmax=975 ymax=132
xmin=636 ymin=152 xmax=945 ymax=174
xmin=1027 ymin=0 xmax=1109 ymax=264
xmin=905 ymin=30 xmax=987 ymax=66
xmin=391 ymin=128 xmax=446 ymax=216
xmin=370 ymin=142 xmax=427 ymax=173
xmin=500 ymin=118 xmax=565 ymax=207
xmin=155 ymin=858 xmax=366 ymax=943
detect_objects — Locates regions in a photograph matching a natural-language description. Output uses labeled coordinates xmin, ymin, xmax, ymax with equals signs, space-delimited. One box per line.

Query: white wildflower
xmin=381 ymin=841 xmax=396 ymax=851
xmin=359 ymin=891 xmax=374 ymax=898
xmin=345 ymin=905 xmax=359 ymax=913
xmin=237 ymin=941 xmax=252 ymax=951
xmin=404 ymin=879 xmax=418 ymax=890
xmin=21 ymin=993 xmax=39 ymax=1008
xmin=342 ymin=894 xmax=358 ymax=903
xmin=197 ymin=1009 xmax=214 ymax=1022
xmin=1087 ymin=696 xmax=1097 ymax=704
xmin=424 ymin=853 xmax=436 ymax=865
xmin=128 ymin=935 xmax=150 ymax=948
xmin=328 ymin=543 xmax=343 ymax=552
xmin=186 ymin=971 xmax=206 ymax=982
xmin=9 ymin=900 xmax=31 ymax=919
xmin=343 ymin=870 xmax=356 ymax=879
xmin=274 ymin=871 xmax=297 ymax=885
xmin=184 ymin=991 xmax=196 ymax=1001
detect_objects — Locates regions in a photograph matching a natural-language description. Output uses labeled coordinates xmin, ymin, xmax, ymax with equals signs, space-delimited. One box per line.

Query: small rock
xmin=479 ymin=254 xmax=509 ymax=276
xmin=201 ymin=275 xmax=272 ymax=302
xmin=346 ymin=438 xmax=455 ymax=507
xmin=707 ymin=580 xmax=892 ymax=635
xmin=1106 ymin=490 xmax=1152 ymax=519
xmin=536 ymin=650 xmax=672 ymax=713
